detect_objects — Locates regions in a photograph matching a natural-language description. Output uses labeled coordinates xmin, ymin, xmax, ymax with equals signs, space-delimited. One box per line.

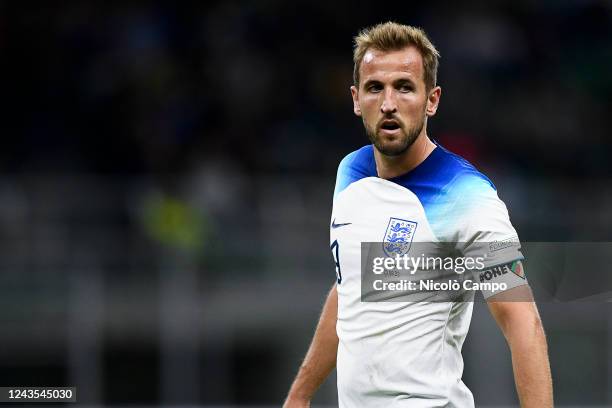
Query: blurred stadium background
xmin=2 ymin=1 xmax=612 ymax=406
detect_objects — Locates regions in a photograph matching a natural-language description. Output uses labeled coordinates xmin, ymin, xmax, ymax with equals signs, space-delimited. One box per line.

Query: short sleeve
xmin=454 ymin=178 xmax=528 ymax=297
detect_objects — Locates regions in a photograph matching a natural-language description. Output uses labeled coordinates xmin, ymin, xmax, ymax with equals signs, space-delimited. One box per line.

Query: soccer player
xmin=283 ymin=22 xmax=553 ymax=407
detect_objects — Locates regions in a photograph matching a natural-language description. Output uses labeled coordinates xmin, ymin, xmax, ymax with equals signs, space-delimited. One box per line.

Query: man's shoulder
xmin=334 ymin=145 xmax=377 ymax=198
xmin=383 ymin=143 xmax=497 ymax=201
xmin=432 ymin=145 xmax=496 ymax=194
xmin=337 ymin=145 xmax=375 ymax=175
xmin=332 ymin=142 xmax=498 ymax=200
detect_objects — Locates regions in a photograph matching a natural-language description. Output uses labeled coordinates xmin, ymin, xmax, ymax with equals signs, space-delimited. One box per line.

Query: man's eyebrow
xmin=393 ymin=78 xmax=416 ymax=86
xmin=362 ymin=79 xmax=382 ymax=87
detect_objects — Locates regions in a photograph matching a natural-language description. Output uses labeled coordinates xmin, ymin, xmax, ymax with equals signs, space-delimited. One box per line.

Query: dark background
xmin=1 ymin=1 xmax=612 ymax=406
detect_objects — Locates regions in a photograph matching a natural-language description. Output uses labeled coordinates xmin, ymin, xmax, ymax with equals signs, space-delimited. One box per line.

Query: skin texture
xmin=283 ymin=285 xmax=338 ymax=408
xmin=488 ymin=285 xmax=554 ymax=407
xmin=284 ymin=46 xmax=553 ymax=408
xmin=350 ymin=46 xmax=441 ymax=179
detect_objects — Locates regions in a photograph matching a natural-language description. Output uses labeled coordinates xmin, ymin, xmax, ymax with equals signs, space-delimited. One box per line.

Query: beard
xmin=365 ymin=115 xmax=425 ymax=157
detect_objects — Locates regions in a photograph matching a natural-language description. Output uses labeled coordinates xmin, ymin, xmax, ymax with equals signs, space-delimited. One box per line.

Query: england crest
xmin=382 ymin=217 xmax=418 ymax=257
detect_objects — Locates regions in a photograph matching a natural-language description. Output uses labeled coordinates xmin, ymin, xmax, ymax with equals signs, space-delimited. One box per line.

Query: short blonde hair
xmin=353 ymin=22 xmax=440 ymax=90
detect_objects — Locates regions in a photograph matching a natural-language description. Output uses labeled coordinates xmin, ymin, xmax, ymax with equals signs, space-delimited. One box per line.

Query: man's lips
xmin=378 ymin=119 xmax=402 ymax=134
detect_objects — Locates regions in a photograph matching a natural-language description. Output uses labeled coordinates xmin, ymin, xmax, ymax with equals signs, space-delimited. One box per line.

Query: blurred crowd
xmin=1 ymin=1 xmax=612 ymax=405
xmin=4 ymin=1 xmax=612 ymax=241
xmin=5 ymin=1 xmax=612 ymax=175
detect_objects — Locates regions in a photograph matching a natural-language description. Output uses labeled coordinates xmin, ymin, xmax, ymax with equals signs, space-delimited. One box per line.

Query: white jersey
xmin=330 ymin=143 xmax=527 ymax=407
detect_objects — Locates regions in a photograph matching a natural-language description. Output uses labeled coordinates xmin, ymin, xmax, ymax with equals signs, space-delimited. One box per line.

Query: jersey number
xmin=330 ymin=240 xmax=342 ymax=284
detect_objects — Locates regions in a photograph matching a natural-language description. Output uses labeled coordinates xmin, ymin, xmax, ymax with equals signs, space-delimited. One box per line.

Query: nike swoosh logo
xmin=331 ymin=219 xmax=352 ymax=229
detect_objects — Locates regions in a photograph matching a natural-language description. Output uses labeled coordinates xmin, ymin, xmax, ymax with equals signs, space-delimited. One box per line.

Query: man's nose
xmin=380 ymin=88 xmax=397 ymax=114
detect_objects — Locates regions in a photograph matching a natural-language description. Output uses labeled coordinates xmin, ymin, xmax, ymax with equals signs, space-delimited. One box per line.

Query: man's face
xmin=351 ymin=46 xmax=440 ymax=156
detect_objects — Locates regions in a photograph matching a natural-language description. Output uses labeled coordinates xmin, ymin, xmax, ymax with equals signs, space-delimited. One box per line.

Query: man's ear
xmin=350 ymin=85 xmax=361 ymax=117
xmin=426 ymin=86 xmax=441 ymax=117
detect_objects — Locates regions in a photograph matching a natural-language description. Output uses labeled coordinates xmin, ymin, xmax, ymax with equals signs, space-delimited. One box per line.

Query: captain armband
xmin=477 ymin=260 xmax=528 ymax=299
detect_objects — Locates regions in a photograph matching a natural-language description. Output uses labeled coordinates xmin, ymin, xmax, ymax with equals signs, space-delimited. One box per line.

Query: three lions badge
xmin=383 ymin=217 xmax=417 ymax=257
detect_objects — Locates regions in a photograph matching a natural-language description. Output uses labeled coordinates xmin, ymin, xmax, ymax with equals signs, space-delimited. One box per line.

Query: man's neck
xmin=374 ymin=133 xmax=437 ymax=179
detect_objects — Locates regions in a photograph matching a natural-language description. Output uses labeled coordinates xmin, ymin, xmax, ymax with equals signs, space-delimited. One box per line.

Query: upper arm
xmin=455 ymin=176 xmax=527 ymax=298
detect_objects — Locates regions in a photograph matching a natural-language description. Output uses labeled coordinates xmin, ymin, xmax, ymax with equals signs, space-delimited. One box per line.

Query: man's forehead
xmin=361 ymin=46 xmax=423 ymax=81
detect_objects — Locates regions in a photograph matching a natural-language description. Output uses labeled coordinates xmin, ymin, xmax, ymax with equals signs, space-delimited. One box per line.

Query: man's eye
xmin=368 ymin=85 xmax=382 ymax=92
xmin=399 ymin=85 xmax=413 ymax=92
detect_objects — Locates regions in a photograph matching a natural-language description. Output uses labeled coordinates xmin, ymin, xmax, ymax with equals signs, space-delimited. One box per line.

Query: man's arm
xmin=487 ymin=285 xmax=553 ymax=408
xmin=283 ymin=284 xmax=339 ymax=408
